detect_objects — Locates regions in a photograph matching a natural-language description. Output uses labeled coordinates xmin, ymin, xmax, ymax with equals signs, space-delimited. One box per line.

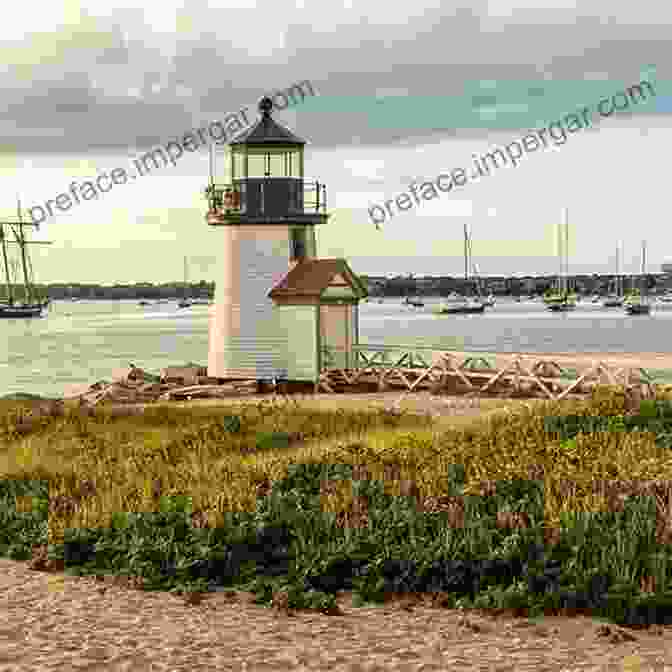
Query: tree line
xmin=0 ymin=281 xmax=215 ymax=301
xmin=0 ymin=274 xmax=666 ymax=301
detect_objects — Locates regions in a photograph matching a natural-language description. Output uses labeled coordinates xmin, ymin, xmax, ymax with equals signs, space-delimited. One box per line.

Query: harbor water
xmin=3 ymin=297 xmax=672 ymax=398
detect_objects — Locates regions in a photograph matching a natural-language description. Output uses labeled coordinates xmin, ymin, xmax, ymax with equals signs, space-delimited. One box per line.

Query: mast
xmin=208 ymin=144 xmax=214 ymax=189
xmin=0 ymin=199 xmax=52 ymax=305
xmin=184 ymin=255 xmax=189 ymax=300
xmin=642 ymin=240 xmax=647 ymax=302
xmin=463 ymin=223 xmax=468 ymax=285
xmin=557 ymin=213 xmax=563 ymax=293
xmin=564 ymin=207 xmax=569 ymax=295
xmin=0 ymin=224 xmax=12 ymax=304
xmin=207 ymin=143 xmax=215 ymax=207
xmin=466 ymin=227 xmax=481 ymax=297
xmin=16 ymin=197 xmax=34 ymax=303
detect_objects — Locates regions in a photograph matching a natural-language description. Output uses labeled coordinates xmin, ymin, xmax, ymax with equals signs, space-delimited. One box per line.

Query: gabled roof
xmin=231 ymin=97 xmax=305 ymax=147
xmin=268 ymin=258 xmax=368 ymax=300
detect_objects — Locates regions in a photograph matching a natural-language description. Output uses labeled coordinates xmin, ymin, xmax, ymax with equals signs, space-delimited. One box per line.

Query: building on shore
xmin=205 ymin=97 xmax=367 ymax=383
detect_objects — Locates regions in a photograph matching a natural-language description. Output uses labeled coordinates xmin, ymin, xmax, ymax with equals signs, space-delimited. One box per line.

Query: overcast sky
xmin=2 ymin=1 xmax=670 ymax=283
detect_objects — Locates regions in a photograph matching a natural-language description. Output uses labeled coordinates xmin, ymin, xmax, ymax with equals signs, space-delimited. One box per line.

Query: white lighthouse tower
xmin=205 ymin=97 xmax=367 ymax=384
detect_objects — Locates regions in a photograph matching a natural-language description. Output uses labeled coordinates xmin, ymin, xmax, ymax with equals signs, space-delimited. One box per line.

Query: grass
xmin=3 ymin=388 xmax=672 ymax=625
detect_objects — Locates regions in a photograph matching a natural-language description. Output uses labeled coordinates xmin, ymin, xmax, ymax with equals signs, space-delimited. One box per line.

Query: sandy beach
xmin=3 ymin=381 xmax=672 ymax=671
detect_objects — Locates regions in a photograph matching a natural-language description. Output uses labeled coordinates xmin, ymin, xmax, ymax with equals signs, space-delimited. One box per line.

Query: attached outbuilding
xmin=268 ymin=258 xmax=368 ymax=381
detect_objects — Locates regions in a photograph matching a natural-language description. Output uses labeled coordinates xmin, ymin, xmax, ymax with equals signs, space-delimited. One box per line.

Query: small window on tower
xmin=291 ymin=229 xmax=306 ymax=260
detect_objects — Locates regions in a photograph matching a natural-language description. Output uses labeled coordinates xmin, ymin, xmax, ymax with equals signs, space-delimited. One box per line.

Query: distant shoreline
xmin=3 ymin=269 xmax=672 ymax=301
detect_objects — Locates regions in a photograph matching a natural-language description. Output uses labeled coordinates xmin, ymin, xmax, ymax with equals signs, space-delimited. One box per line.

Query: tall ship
xmin=0 ymin=199 xmax=52 ymax=318
xmin=436 ymin=223 xmax=486 ymax=314
xmin=625 ymin=240 xmax=651 ymax=316
xmin=545 ymin=207 xmax=576 ymax=312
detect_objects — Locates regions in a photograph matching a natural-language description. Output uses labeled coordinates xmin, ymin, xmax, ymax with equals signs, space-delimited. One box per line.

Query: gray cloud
xmin=0 ymin=3 xmax=668 ymax=154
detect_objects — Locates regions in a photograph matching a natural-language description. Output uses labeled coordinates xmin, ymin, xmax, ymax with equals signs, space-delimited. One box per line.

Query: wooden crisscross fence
xmin=318 ymin=345 xmax=662 ymax=399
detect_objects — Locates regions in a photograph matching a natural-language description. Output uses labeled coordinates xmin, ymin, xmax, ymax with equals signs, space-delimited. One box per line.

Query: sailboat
xmin=603 ymin=243 xmax=624 ymax=307
xmin=403 ymin=296 xmax=424 ymax=307
xmin=545 ymin=208 xmax=576 ymax=312
xmin=625 ymin=240 xmax=651 ymax=315
xmin=0 ymin=198 xmax=52 ymax=318
xmin=472 ymin=262 xmax=495 ymax=307
xmin=437 ymin=224 xmax=486 ymax=314
xmin=177 ymin=256 xmax=192 ymax=308
xmin=467 ymin=232 xmax=494 ymax=306
xmin=403 ymin=280 xmax=424 ymax=307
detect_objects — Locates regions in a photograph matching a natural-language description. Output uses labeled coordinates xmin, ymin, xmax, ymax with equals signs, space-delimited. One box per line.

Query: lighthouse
xmin=205 ymin=97 xmax=367 ymax=384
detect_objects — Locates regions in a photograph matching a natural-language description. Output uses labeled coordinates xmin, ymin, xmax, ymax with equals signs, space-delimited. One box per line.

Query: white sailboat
xmin=178 ymin=256 xmax=192 ymax=308
xmin=545 ymin=207 xmax=576 ymax=312
xmin=467 ymin=229 xmax=494 ymax=307
xmin=437 ymin=224 xmax=486 ymax=314
xmin=625 ymin=240 xmax=651 ymax=315
xmin=603 ymin=242 xmax=623 ymax=307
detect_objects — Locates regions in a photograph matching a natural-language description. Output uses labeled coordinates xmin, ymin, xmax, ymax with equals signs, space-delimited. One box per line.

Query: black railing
xmin=205 ymin=178 xmax=327 ymax=217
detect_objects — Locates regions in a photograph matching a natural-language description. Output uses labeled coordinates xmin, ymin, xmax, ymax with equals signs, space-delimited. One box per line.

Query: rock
xmin=182 ymin=591 xmax=204 ymax=606
xmin=27 ymin=545 xmax=65 ymax=573
xmin=271 ymin=590 xmax=294 ymax=616
xmin=137 ymin=383 xmax=164 ymax=394
xmin=89 ymin=381 xmax=110 ymax=391
xmin=61 ymin=383 xmax=94 ymax=399
xmin=595 ymin=623 xmax=637 ymax=643
xmin=112 ymin=366 xmax=160 ymax=385
xmin=161 ymin=364 xmax=207 ymax=386
xmin=197 ymin=376 xmax=221 ymax=385
xmin=111 ymin=367 xmax=135 ymax=384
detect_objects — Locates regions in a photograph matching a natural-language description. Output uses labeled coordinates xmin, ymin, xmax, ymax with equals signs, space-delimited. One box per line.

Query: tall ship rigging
xmin=0 ymin=199 xmax=52 ymax=318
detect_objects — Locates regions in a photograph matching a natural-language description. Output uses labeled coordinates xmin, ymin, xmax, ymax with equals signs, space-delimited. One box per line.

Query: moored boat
xmin=178 ymin=255 xmax=192 ymax=308
xmin=624 ymin=240 xmax=651 ymax=316
xmin=603 ymin=242 xmax=624 ymax=308
xmin=436 ymin=298 xmax=486 ymax=314
xmin=0 ymin=300 xmax=50 ymax=318
xmin=625 ymin=302 xmax=651 ymax=315
xmin=403 ymin=296 xmax=424 ymax=307
xmin=546 ymin=208 xmax=576 ymax=312
xmin=436 ymin=223 xmax=485 ymax=315
xmin=546 ymin=297 xmax=576 ymax=312
xmin=0 ymin=198 xmax=52 ymax=319
xmin=603 ymin=296 xmax=623 ymax=307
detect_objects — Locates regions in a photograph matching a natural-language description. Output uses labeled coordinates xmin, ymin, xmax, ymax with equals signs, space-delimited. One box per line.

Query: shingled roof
xmin=268 ymin=258 xmax=368 ymax=300
xmin=231 ymin=97 xmax=306 ymax=146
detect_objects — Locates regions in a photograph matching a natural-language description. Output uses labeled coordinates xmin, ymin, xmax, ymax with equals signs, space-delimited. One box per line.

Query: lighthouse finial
xmin=258 ymin=97 xmax=273 ymax=117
